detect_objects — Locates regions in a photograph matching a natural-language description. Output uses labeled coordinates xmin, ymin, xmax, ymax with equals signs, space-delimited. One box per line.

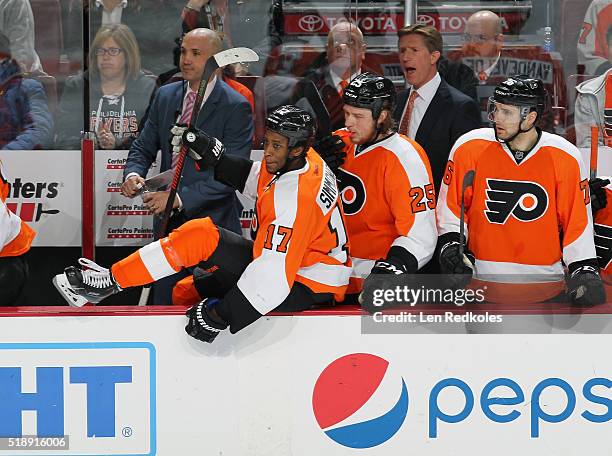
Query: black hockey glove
xmin=567 ymin=262 xmax=606 ymax=306
xmin=589 ymin=177 xmax=610 ymax=214
xmin=313 ymin=134 xmax=346 ymax=172
xmin=359 ymin=247 xmax=418 ymax=313
xmin=439 ymin=241 xmax=475 ymax=289
xmin=170 ymin=124 xmax=226 ymax=168
xmin=185 ymin=298 xmax=228 ymax=343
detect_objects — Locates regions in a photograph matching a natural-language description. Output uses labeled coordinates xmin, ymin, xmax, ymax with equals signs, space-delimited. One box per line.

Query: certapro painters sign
xmin=94 ymin=150 xmax=160 ymax=246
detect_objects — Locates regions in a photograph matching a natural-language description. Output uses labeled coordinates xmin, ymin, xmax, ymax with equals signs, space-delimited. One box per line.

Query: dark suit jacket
xmin=124 ymin=79 xmax=254 ymax=234
xmin=393 ymin=78 xmax=480 ymax=193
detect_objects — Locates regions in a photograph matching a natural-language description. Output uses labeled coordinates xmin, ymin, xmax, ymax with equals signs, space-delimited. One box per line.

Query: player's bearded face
xmin=263 ymin=131 xmax=291 ymax=173
xmin=343 ymin=104 xmax=377 ymax=145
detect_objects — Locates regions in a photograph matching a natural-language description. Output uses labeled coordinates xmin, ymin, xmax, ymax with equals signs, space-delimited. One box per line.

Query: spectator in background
xmin=575 ymin=25 xmax=612 ymax=149
xmin=304 ymin=22 xmax=370 ymax=132
xmin=394 ymin=24 xmax=480 ymax=193
xmin=578 ymin=0 xmax=612 ymax=75
xmin=447 ymin=10 xmax=566 ymax=132
xmin=0 ymin=33 xmax=53 ymax=150
xmin=56 ymin=24 xmax=156 ymax=150
xmin=0 ymin=0 xmax=42 ymax=72
xmin=120 ymin=28 xmax=253 ymax=304
xmin=64 ymin=0 xmax=186 ymax=76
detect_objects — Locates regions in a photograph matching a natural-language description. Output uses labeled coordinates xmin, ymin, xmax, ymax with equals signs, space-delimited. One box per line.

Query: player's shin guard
xmin=111 ymin=217 xmax=221 ymax=288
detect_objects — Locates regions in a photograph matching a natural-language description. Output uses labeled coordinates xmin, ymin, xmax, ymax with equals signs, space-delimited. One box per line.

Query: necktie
xmin=173 ymin=91 xmax=197 ymax=169
xmin=399 ymin=90 xmax=418 ymax=137
xmin=338 ymin=79 xmax=348 ymax=96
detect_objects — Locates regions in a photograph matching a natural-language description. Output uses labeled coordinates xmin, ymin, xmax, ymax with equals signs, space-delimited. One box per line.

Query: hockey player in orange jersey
xmin=437 ymin=75 xmax=606 ymax=305
xmin=0 ymin=162 xmax=35 ymax=304
xmin=314 ymin=73 xmax=437 ymax=297
xmin=53 ymin=106 xmax=351 ymax=342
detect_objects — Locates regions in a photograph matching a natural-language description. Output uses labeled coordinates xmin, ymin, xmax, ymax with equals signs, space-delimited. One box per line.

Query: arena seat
xmin=30 ymin=0 xmax=63 ymax=76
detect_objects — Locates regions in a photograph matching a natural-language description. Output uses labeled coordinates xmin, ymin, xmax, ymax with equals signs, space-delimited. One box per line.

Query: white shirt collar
xmin=184 ymin=76 xmax=217 ymax=105
xmin=97 ymin=0 xmax=127 ymax=25
xmin=330 ymin=68 xmax=361 ymax=91
xmin=483 ymin=53 xmax=501 ymax=78
xmin=410 ymin=72 xmax=441 ymax=103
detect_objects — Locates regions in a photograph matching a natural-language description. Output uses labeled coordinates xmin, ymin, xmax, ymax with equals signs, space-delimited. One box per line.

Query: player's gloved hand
xmin=439 ymin=241 xmax=475 ymax=289
xmin=313 ymin=134 xmax=346 ymax=172
xmin=359 ymin=247 xmax=417 ymax=313
xmin=185 ymin=297 xmax=228 ymax=343
xmin=589 ymin=177 xmax=610 ymax=214
xmin=170 ymin=125 xmax=226 ymax=168
xmin=567 ymin=263 xmax=606 ymax=306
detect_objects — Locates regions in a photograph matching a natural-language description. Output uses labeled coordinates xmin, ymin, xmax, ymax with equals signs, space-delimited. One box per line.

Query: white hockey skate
xmin=53 ymin=258 xmax=121 ymax=307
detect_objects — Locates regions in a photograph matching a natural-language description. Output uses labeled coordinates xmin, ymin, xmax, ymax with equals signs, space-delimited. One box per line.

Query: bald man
xmin=447 ymin=10 xmax=566 ymax=131
xmin=305 ymin=22 xmax=372 ymax=131
xmin=122 ymin=27 xmax=254 ymax=304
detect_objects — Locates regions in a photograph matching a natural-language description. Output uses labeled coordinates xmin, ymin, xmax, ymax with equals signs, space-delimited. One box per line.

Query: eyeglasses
xmin=95 ymin=47 xmax=123 ymax=56
xmin=462 ymin=33 xmax=497 ymax=44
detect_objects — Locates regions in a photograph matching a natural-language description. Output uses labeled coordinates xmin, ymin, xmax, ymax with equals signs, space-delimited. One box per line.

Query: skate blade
xmin=52 ymin=274 xmax=89 ymax=308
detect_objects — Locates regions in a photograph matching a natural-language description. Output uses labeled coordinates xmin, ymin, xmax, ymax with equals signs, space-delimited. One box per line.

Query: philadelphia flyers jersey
xmin=334 ymin=129 xmax=438 ymax=291
xmin=0 ymin=163 xmax=35 ymax=257
xmin=237 ymin=148 xmax=351 ymax=314
xmin=438 ymin=128 xmax=596 ymax=303
xmin=594 ymin=180 xmax=612 ymax=288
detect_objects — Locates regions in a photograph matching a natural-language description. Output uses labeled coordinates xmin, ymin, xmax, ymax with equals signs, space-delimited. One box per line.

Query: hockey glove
xmin=313 ymin=134 xmax=346 ymax=172
xmin=589 ymin=177 xmax=610 ymax=214
xmin=185 ymin=298 xmax=228 ymax=343
xmin=567 ymin=263 xmax=606 ymax=306
xmin=439 ymin=241 xmax=475 ymax=289
xmin=170 ymin=125 xmax=226 ymax=168
xmin=359 ymin=247 xmax=417 ymax=313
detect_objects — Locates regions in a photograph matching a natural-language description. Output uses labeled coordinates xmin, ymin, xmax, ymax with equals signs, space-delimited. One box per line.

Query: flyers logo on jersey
xmin=594 ymin=223 xmax=612 ymax=271
xmin=337 ymin=168 xmax=367 ymax=215
xmin=484 ymin=179 xmax=548 ymax=224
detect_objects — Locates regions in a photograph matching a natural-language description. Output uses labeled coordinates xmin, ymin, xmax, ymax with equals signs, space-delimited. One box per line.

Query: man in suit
xmin=446 ymin=10 xmax=565 ymax=131
xmin=120 ymin=28 xmax=253 ymax=304
xmin=394 ymin=24 xmax=480 ymax=193
xmin=304 ymin=22 xmax=368 ymax=132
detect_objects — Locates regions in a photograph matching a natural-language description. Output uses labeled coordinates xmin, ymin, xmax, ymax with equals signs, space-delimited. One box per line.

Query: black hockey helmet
xmin=342 ymin=72 xmax=396 ymax=119
xmin=490 ymin=74 xmax=547 ymax=119
xmin=266 ymin=105 xmax=316 ymax=149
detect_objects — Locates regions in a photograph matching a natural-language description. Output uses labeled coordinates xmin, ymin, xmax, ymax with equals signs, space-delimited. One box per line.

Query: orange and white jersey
xmin=0 ymin=163 xmax=35 ymax=257
xmin=334 ymin=129 xmax=437 ymax=285
xmin=438 ymin=128 xmax=595 ymax=302
xmin=594 ymin=180 xmax=612 ymax=288
xmin=578 ymin=0 xmax=612 ymax=75
xmin=238 ymin=148 xmax=351 ymax=314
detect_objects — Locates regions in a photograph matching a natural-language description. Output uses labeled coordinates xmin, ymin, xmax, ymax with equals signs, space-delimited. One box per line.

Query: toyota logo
xmin=299 ymin=15 xmax=325 ymax=33
xmin=417 ymin=14 xmax=436 ymax=27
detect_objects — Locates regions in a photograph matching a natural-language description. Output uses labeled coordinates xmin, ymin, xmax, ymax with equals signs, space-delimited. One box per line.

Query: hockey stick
xmin=156 ymin=47 xmax=259 ymax=238
xmin=590 ymin=125 xmax=599 ymax=180
xmin=458 ymin=170 xmax=475 ymax=259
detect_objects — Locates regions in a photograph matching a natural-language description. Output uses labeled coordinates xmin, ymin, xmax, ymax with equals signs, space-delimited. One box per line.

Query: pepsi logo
xmin=312 ymin=353 xmax=408 ymax=449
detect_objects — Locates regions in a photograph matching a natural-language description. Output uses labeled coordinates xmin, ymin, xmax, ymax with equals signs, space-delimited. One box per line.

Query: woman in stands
xmin=56 ymin=24 xmax=156 ymax=150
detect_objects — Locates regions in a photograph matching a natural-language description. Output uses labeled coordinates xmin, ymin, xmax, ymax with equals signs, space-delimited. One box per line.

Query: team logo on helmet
xmin=594 ymin=223 xmax=612 ymax=271
xmin=186 ymin=132 xmax=196 ymax=143
xmin=484 ymin=179 xmax=548 ymax=224
xmin=337 ymin=168 xmax=367 ymax=215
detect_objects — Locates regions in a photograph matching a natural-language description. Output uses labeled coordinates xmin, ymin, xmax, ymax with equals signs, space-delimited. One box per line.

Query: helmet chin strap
xmin=275 ymin=146 xmax=307 ymax=176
